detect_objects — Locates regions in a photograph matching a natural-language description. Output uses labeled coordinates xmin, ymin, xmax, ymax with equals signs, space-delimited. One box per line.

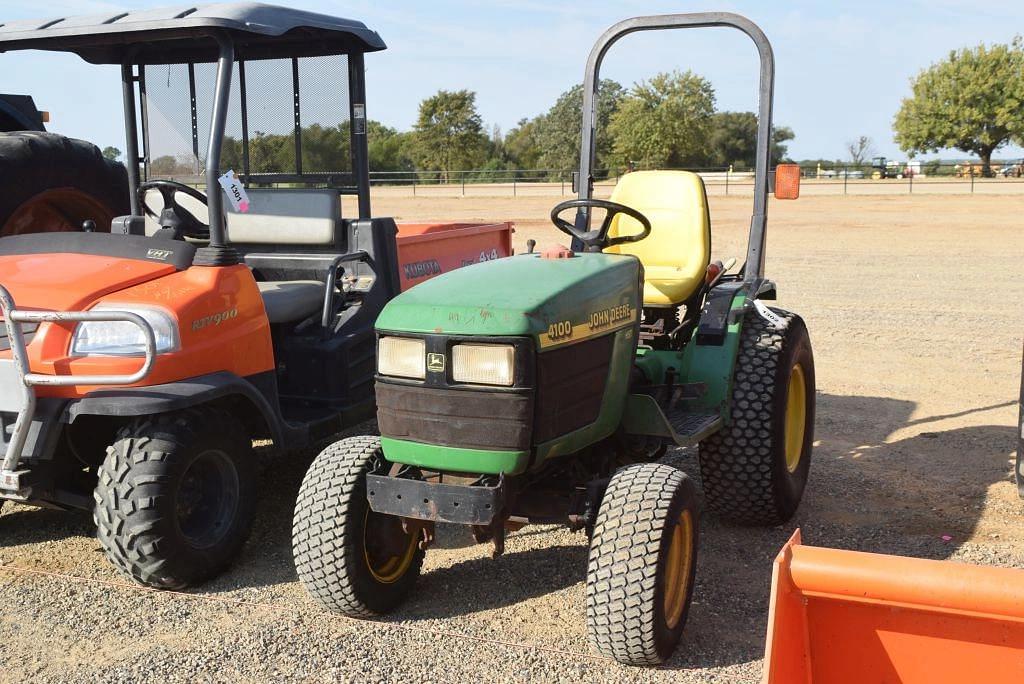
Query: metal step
xmin=664 ymin=408 xmax=721 ymax=445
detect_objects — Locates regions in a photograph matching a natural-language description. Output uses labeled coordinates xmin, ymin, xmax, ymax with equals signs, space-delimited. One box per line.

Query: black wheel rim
xmin=175 ymin=449 xmax=239 ymax=549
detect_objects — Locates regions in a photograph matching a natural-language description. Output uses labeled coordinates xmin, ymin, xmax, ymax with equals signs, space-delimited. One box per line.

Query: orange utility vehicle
xmin=0 ymin=3 xmax=509 ymax=590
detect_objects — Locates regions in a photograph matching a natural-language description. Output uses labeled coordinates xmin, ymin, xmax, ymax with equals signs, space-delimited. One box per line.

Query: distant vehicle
xmin=871 ymin=156 xmax=903 ymax=179
xmin=1000 ymin=160 xmax=1023 ymax=178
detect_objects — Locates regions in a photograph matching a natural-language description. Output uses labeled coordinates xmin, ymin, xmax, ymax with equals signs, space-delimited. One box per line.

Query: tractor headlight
xmin=378 ymin=336 xmax=426 ymax=379
xmin=452 ymin=344 xmax=515 ymax=386
xmin=72 ymin=305 xmax=180 ymax=356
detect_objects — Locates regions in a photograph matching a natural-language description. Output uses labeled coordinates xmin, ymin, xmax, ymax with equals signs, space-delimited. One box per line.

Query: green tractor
xmin=292 ymin=12 xmax=815 ymax=665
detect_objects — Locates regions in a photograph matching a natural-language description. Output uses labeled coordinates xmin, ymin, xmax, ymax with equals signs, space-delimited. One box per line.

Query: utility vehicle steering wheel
xmin=550 ymin=199 xmax=652 ymax=252
xmin=139 ymin=180 xmax=211 ymax=241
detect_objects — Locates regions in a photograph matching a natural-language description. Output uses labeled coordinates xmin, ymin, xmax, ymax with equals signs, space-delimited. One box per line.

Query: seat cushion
xmin=605 ymin=171 xmax=711 ymax=308
xmin=257 ymin=280 xmax=324 ymax=324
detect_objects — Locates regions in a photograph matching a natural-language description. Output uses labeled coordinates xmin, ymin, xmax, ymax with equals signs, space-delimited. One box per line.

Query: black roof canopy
xmin=0 ymin=3 xmax=387 ymax=64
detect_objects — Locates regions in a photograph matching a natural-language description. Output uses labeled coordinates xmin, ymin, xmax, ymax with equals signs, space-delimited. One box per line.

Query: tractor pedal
xmin=664 ymin=409 xmax=721 ymax=443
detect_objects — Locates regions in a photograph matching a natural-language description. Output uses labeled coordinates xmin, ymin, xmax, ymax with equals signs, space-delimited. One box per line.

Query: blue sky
xmin=2 ymin=0 xmax=1023 ymax=162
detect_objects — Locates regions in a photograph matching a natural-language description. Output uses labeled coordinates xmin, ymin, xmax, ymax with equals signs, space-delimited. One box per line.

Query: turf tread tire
xmin=698 ymin=307 xmax=815 ymax=525
xmin=292 ymin=436 xmax=424 ymax=617
xmin=586 ymin=463 xmax=700 ymax=665
xmin=93 ymin=407 xmax=255 ymax=589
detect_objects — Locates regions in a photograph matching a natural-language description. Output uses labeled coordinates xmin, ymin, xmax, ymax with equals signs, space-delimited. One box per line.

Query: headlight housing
xmin=378 ymin=336 xmax=426 ymax=379
xmin=72 ymin=305 xmax=180 ymax=356
xmin=452 ymin=343 xmax=515 ymax=386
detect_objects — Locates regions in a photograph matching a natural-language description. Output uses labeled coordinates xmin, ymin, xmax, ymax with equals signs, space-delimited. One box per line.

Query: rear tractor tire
xmin=93 ymin=408 xmax=256 ymax=589
xmin=586 ymin=463 xmax=701 ymax=665
xmin=0 ymin=131 xmax=129 ymax=236
xmin=292 ymin=436 xmax=424 ymax=617
xmin=699 ymin=307 xmax=815 ymax=525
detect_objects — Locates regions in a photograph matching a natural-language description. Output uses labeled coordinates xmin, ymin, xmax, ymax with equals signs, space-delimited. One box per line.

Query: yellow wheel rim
xmin=784 ymin=363 xmax=807 ymax=473
xmin=363 ymin=510 xmax=418 ymax=584
xmin=663 ymin=510 xmax=694 ymax=629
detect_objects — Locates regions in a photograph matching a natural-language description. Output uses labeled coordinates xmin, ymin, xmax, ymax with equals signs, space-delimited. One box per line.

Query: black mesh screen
xmin=142 ymin=54 xmax=352 ymax=183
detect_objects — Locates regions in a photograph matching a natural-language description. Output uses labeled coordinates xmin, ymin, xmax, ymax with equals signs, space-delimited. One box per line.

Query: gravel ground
xmin=0 ymin=193 xmax=1022 ymax=682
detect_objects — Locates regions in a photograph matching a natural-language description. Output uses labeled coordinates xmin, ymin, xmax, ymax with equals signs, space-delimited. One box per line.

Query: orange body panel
xmin=763 ymin=530 xmax=1024 ymax=683
xmin=395 ymin=222 xmax=513 ymax=291
xmin=1 ymin=258 xmax=273 ymax=398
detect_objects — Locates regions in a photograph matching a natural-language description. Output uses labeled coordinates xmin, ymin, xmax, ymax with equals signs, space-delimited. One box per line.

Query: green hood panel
xmin=376 ymin=252 xmax=642 ymax=344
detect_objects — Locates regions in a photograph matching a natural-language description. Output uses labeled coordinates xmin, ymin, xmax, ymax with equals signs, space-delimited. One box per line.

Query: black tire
xmin=292 ymin=436 xmax=424 ymax=617
xmin=0 ymin=132 xmax=129 ymax=236
xmin=699 ymin=307 xmax=815 ymax=525
xmin=93 ymin=408 xmax=256 ymax=589
xmin=586 ymin=463 xmax=701 ymax=666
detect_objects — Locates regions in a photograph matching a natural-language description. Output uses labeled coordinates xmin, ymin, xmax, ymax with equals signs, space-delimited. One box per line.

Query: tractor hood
xmin=376 ymin=251 xmax=642 ymax=347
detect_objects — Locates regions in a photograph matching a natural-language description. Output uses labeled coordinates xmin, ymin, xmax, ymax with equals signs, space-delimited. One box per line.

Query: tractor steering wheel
xmin=139 ymin=180 xmax=211 ymax=241
xmin=550 ymin=199 xmax=652 ymax=252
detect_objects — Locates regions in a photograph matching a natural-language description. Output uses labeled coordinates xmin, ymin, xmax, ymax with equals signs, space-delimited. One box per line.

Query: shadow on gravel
xmin=661 ymin=391 xmax=1021 ymax=672
xmin=397 ymin=543 xmax=589 ymax=620
xmin=0 ymin=506 xmax=93 ymax=548
xmin=196 ymin=392 xmax=1019 ymax=672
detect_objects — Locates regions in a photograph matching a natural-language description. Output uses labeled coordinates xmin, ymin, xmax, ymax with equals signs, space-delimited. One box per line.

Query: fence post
xmin=726 ymin=165 xmax=731 ymax=195
xmin=561 ymin=178 xmax=565 ymax=196
xmin=971 ymin=172 xmax=975 ymax=194
xmin=513 ymin=179 xmax=517 ymax=198
xmin=462 ymin=174 xmax=465 ymax=197
xmin=844 ymin=167 xmax=848 ymax=195
xmin=413 ymin=180 xmax=416 ymax=197
xmin=909 ymin=171 xmax=913 ymax=195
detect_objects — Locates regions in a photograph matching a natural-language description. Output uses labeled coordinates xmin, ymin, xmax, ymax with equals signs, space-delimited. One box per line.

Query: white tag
xmin=217 ymin=170 xmax=251 ymax=213
xmin=753 ymin=299 xmax=785 ymax=330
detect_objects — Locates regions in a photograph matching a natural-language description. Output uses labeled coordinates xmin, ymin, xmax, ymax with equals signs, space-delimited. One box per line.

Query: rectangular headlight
xmin=72 ymin=305 xmax=179 ymax=356
xmin=452 ymin=344 xmax=515 ymax=386
xmin=378 ymin=336 xmax=426 ymax=379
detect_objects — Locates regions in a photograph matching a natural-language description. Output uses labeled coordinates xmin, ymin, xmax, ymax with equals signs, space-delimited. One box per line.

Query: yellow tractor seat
xmin=605 ymin=170 xmax=711 ymax=308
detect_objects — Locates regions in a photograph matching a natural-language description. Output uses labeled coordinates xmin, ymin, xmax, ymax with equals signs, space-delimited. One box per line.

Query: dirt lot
xmin=1 ymin=193 xmax=1022 ymax=682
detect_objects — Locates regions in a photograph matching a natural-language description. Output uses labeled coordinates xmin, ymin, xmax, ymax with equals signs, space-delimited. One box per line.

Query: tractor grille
xmin=534 ymin=334 xmax=614 ymax=443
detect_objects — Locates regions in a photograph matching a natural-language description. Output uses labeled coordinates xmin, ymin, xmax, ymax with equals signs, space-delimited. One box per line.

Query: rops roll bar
xmin=576 ymin=12 xmax=776 ymax=281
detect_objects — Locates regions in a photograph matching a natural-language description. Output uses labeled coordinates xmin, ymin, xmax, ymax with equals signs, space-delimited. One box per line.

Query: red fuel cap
xmin=541 ymin=244 xmax=574 ymax=259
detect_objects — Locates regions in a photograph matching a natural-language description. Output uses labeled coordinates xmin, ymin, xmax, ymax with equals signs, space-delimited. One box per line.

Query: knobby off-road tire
xmin=93 ymin=408 xmax=256 ymax=589
xmin=586 ymin=463 xmax=701 ymax=666
xmin=0 ymin=132 xmax=129 ymax=236
xmin=699 ymin=307 xmax=815 ymax=525
xmin=292 ymin=436 xmax=424 ymax=617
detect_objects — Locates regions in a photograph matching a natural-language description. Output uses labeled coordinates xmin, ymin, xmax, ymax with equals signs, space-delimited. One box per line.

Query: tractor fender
xmin=64 ymin=370 xmax=295 ymax=446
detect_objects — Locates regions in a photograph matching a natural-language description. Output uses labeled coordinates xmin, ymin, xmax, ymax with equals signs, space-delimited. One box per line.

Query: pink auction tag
xmin=217 ymin=170 xmax=251 ymax=213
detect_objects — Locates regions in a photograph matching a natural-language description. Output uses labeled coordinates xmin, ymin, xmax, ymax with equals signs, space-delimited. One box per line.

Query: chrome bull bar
xmin=0 ymin=284 xmax=156 ymax=494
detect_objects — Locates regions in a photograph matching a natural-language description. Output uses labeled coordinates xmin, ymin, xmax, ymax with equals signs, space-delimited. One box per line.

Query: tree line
xmin=148 ymin=70 xmax=795 ymax=181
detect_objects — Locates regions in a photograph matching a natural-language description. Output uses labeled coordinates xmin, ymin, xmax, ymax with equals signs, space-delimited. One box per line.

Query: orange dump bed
xmin=763 ymin=530 xmax=1024 ymax=683
xmin=395 ymin=222 xmax=514 ymax=291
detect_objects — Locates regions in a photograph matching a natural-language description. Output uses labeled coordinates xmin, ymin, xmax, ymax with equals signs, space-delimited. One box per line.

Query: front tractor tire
xmin=93 ymin=408 xmax=256 ymax=589
xmin=586 ymin=463 xmax=701 ymax=666
xmin=699 ymin=307 xmax=815 ymax=525
xmin=292 ymin=436 xmax=424 ymax=617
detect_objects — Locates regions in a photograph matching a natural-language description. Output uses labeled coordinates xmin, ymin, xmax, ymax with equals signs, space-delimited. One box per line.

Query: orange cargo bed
xmin=395 ymin=222 xmax=514 ymax=291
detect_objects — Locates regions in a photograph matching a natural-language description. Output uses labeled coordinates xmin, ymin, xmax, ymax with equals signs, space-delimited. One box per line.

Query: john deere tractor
xmin=293 ymin=12 xmax=815 ymax=665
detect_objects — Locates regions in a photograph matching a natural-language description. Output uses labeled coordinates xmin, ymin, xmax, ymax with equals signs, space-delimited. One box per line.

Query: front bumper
xmin=0 ymin=284 xmax=156 ymax=498
xmin=366 ymin=473 xmax=505 ymax=525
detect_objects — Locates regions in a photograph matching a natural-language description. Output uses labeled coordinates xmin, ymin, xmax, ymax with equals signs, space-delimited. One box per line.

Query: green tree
xmin=367 ymin=121 xmax=415 ymax=173
xmin=894 ymin=37 xmax=1024 ymax=176
xmin=706 ymin=111 xmax=795 ymax=168
xmin=102 ymin=146 xmax=122 ymax=162
xmin=503 ymin=118 xmax=542 ymax=170
xmin=608 ymin=70 xmax=716 ymax=169
xmin=532 ymin=79 xmax=624 ymax=177
xmin=412 ymin=89 xmax=488 ymax=181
